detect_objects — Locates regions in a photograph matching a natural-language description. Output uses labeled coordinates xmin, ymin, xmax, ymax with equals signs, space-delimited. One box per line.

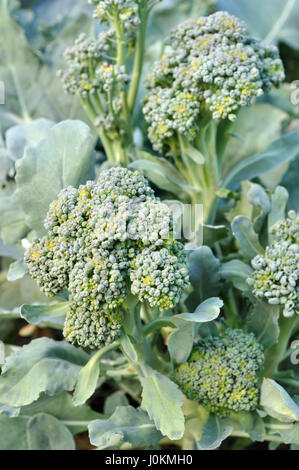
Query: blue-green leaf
xmin=140 ymin=366 xmax=185 ymax=440
xmin=6 ymin=119 xmax=55 ymax=160
xmin=268 ymin=186 xmax=289 ymax=239
xmin=188 ymin=246 xmax=221 ymax=303
xmin=175 ymin=297 xmax=223 ymax=323
xmin=231 ymin=216 xmax=264 ymax=259
xmin=0 ymin=338 xmax=88 ymax=406
xmin=223 ymin=133 xmax=299 ymax=190
xmin=260 ymin=378 xmax=299 ymax=422
xmin=27 ymin=413 xmax=75 ymax=450
xmin=20 ymin=391 xmax=101 ymax=435
xmin=89 ymin=406 xmax=162 ymax=449
xmin=7 ymin=259 xmax=28 ymax=281
xmin=247 ymin=302 xmax=280 ymax=349
xmin=15 ymin=120 xmax=95 ymax=234
xmin=0 ymin=415 xmax=29 ymax=450
xmin=197 ymin=414 xmax=233 ymax=450
xmin=168 ymin=318 xmax=195 ymax=365
xmin=220 ymin=259 xmax=253 ymax=292
xmin=104 ymin=391 xmax=129 ymax=416
xmin=20 ymin=302 xmax=69 ymax=329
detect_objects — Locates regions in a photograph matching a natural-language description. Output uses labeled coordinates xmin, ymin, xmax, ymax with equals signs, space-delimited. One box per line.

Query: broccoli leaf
xmin=222 ymin=103 xmax=287 ymax=179
xmin=0 ymin=337 xmax=88 ymax=406
xmin=188 ymin=246 xmax=221 ymax=308
xmin=20 ymin=391 xmax=101 ymax=435
xmin=103 ymin=391 xmax=129 ymax=416
xmin=168 ymin=318 xmax=195 ymax=364
xmin=220 ymin=259 xmax=253 ymax=292
xmin=281 ymin=155 xmax=299 ymax=212
xmin=231 ymin=216 xmax=264 ymax=260
xmin=268 ymin=186 xmax=289 ymax=240
xmin=20 ymin=302 xmax=70 ymax=329
xmin=6 ymin=119 xmax=55 ymax=160
xmin=247 ymin=302 xmax=280 ymax=349
xmin=89 ymin=406 xmax=162 ymax=449
xmin=15 ymin=120 xmax=95 ymax=234
xmin=7 ymin=259 xmax=28 ymax=281
xmin=223 ymin=132 xmax=299 ymax=190
xmin=140 ymin=366 xmax=185 ymax=440
xmin=26 ymin=413 xmax=75 ymax=450
xmin=0 ymin=415 xmax=29 ymax=450
xmin=175 ymin=297 xmax=223 ymax=322
xmin=73 ymin=351 xmax=102 ymax=407
xmin=197 ymin=414 xmax=234 ymax=450
xmin=260 ymin=378 xmax=299 ymax=422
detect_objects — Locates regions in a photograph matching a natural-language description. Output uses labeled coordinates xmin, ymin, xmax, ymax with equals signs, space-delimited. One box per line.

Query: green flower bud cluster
xmin=89 ymin=0 xmax=140 ymax=29
xmin=64 ymin=304 xmax=123 ymax=349
xmin=130 ymin=243 xmax=189 ymax=309
xmin=271 ymin=210 xmax=299 ymax=244
xmin=58 ymin=32 xmax=129 ymax=99
xmin=173 ymin=328 xmax=264 ymax=416
xmin=248 ymin=213 xmax=299 ymax=317
xmin=143 ymin=89 xmax=201 ymax=152
xmin=25 ymin=168 xmax=190 ymax=348
xmin=143 ymin=11 xmax=284 ymax=152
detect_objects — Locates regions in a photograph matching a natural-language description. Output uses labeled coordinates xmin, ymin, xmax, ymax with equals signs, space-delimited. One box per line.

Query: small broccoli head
xmin=58 ymin=31 xmax=129 ymax=99
xmin=25 ymin=167 xmax=190 ymax=348
xmin=143 ymin=11 xmax=284 ymax=152
xmin=63 ymin=304 xmax=123 ymax=349
xmin=248 ymin=213 xmax=299 ymax=318
xmin=270 ymin=210 xmax=299 ymax=245
xmin=24 ymin=236 xmax=69 ymax=296
xmin=173 ymin=328 xmax=265 ymax=416
xmin=130 ymin=243 xmax=190 ymax=309
xmin=90 ymin=0 xmax=141 ymax=28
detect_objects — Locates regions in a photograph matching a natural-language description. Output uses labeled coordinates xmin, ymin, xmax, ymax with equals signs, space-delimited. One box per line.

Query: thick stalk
xmin=264 ymin=315 xmax=299 ymax=377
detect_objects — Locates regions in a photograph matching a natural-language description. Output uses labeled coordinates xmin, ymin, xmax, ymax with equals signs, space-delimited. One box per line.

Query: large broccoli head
xmin=248 ymin=212 xmax=299 ymax=318
xmin=173 ymin=328 xmax=264 ymax=416
xmin=25 ymin=167 xmax=190 ymax=348
xmin=143 ymin=11 xmax=285 ymax=151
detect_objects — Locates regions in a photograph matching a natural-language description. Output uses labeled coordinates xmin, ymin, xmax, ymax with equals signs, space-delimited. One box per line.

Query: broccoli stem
xmin=128 ymin=5 xmax=148 ymax=113
xmin=80 ymin=96 xmax=115 ymax=162
xmin=264 ymin=314 xmax=299 ymax=377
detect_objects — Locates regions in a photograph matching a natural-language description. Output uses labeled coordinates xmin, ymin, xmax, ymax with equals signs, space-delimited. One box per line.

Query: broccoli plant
xmin=58 ymin=0 xmax=162 ymax=164
xmin=0 ymin=0 xmax=299 ymax=453
xmin=142 ymin=11 xmax=285 ymax=222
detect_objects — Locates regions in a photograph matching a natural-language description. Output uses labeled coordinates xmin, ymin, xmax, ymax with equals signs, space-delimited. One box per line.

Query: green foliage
xmin=140 ymin=366 xmax=185 ymax=440
xmin=0 ymin=338 xmax=88 ymax=406
xmin=89 ymin=405 xmax=162 ymax=449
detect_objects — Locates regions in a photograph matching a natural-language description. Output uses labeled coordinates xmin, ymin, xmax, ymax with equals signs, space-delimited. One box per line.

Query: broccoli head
xmin=248 ymin=212 xmax=299 ymax=318
xmin=143 ymin=11 xmax=285 ymax=151
xmin=25 ymin=167 xmax=190 ymax=348
xmin=174 ymin=328 xmax=265 ymax=416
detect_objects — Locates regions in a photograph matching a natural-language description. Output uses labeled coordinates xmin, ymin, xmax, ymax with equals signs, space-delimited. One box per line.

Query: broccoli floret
xmin=90 ymin=0 xmax=141 ymax=28
xmin=130 ymin=243 xmax=190 ymax=309
xmin=64 ymin=304 xmax=123 ymax=349
xmin=25 ymin=167 xmax=190 ymax=348
xmin=271 ymin=210 xmax=299 ymax=245
xmin=143 ymin=11 xmax=284 ymax=152
xmin=173 ymin=328 xmax=265 ymax=416
xmin=58 ymin=32 xmax=129 ymax=98
xmin=248 ymin=213 xmax=299 ymax=318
